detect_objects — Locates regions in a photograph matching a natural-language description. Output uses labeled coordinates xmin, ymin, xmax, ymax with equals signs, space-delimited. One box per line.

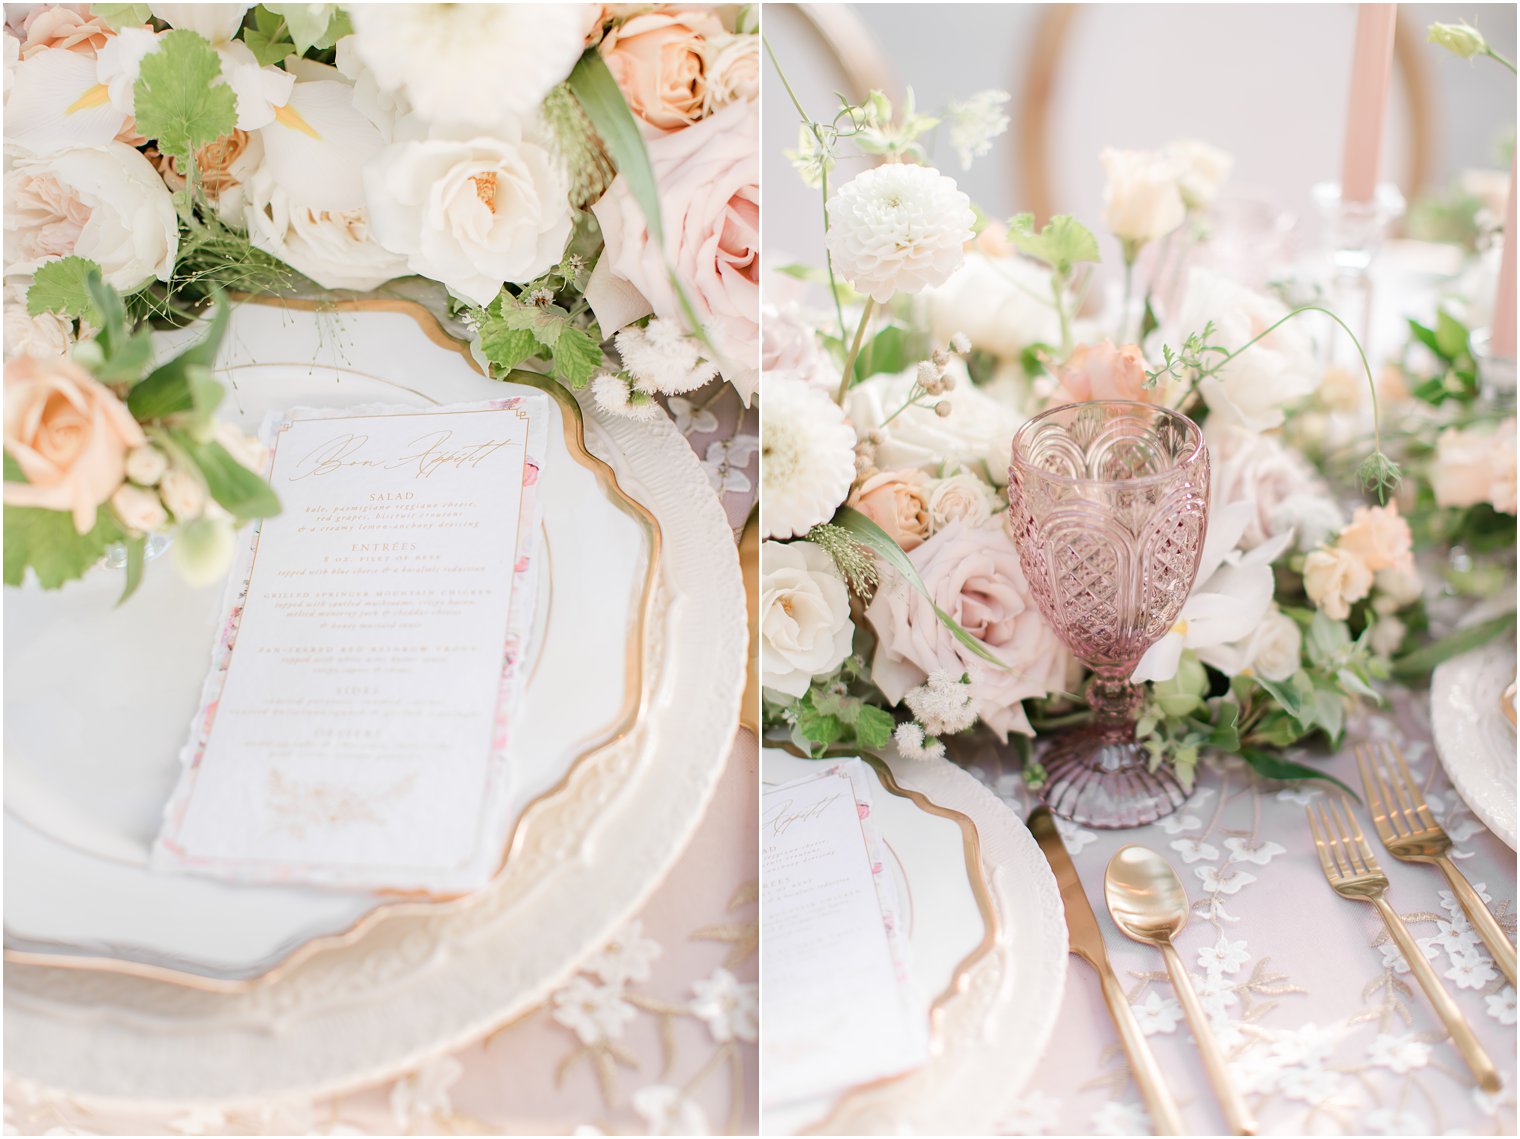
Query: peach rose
xmin=703 ymin=32 xmax=757 ymax=113
xmin=151 ymin=129 xmax=263 ymax=221
xmin=865 ymin=520 xmax=1070 ymax=739
xmin=4 ymin=354 xmax=144 ymax=532
xmin=1050 ymin=341 xmax=1155 ymax=406
xmin=600 ymin=9 xmax=724 ymax=130
xmin=1303 ymin=545 xmax=1373 ymax=621
xmin=849 ymin=468 xmax=931 ymax=551
xmin=19 ymin=7 xmax=113 ymax=57
xmin=1431 ymin=419 xmax=1517 ymax=516
xmin=588 ymin=98 xmax=759 ymax=402
xmin=1336 ymin=502 xmax=1412 ymax=573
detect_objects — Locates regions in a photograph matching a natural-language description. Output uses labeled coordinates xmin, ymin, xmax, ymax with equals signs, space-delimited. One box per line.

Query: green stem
xmin=879 ymin=391 xmax=927 ymax=428
xmin=836 ymin=297 xmax=876 ymax=404
xmin=1486 ymin=45 xmax=1518 ymax=74
xmin=1119 ymin=246 xmax=1137 ymax=343
xmin=1051 ymin=270 xmax=1071 ymax=356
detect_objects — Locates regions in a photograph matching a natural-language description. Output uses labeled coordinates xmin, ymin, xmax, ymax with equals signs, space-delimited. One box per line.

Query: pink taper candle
xmin=1341 ymin=4 xmax=1398 ymax=204
xmin=1494 ymin=159 xmax=1516 ymax=359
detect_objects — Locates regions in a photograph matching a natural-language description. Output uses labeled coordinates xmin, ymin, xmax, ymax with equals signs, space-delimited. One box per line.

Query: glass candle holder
xmin=1313 ymin=180 xmax=1405 ymax=365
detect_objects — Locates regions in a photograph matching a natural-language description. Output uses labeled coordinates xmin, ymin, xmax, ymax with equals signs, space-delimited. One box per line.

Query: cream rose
xmin=1336 ymin=502 xmax=1412 ymax=573
xmin=3 ymin=353 xmax=145 ymax=532
xmin=1101 ymin=147 xmax=1185 ymax=246
xmin=1206 ymin=419 xmax=1337 ymax=551
xmin=1050 ymin=340 xmax=1155 ymax=405
xmin=1244 ymin=606 xmax=1301 ymax=682
xmin=1303 ymin=546 xmax=1373 ymax=621
xmin=866 ymin=520 xmax=1069 ymax=739
xmin=588 ymin=98 xmax=758 ymax=402
xmin=926 ymin=253 xmax=1062 ymax=363
xmin=600 ymin=9 xmax=724 ymax=130
xmin=363 ymin=123 xmax=573 ymax=306
xmin=927 ymin=471 xmax=998 ymax=532
xmin=244 ymin=169 xmax=408 ymax=292
xmin=1431 ymin=419 xmax=1517 ymax=516
xmin=844 ymin=358 xmax=1021 ymax=484
xmin=848 ymin=468 xmax=931 ymax=552
xmin=1163 ymin=139 xmax=1232 ymax=211
xmin=4 ymin=143 xmax=177 ymax=290
xmin=703 ymin=32 xmax=758 ymax=112
xmin=760 ymin=539 xmax=854 ymax=698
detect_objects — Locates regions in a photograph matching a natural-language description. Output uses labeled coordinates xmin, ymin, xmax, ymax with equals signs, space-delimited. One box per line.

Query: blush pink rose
xmin=4 ymin=353 xmax=145 ymax=532
xmin=599 ymin=9 xmax=724 ymax=131
xmin=588 ymin=97 xmax=759 ymax=402
xmin=865 ymin=520 xmax=1071 ymax=739
xmin=19 ymin=7 xmax=114 ymax=57
xmin=1050 ymin=340 xmax=1154 ymax=405
xmin=848 ymin=468 xmax=931 ymax=551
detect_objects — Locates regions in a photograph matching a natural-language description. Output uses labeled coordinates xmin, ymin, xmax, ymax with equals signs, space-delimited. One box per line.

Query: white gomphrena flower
xmin=760 ymin=372 xmax=858 ymax=540
xmin=824 ymin=164 xmax=975 ymax=303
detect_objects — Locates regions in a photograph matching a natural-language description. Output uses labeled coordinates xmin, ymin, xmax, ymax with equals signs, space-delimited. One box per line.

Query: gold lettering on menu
xmin=290 ymin=430 xmax=518 ymax=481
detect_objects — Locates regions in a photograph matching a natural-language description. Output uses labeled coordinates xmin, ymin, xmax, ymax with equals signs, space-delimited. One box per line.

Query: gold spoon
xmin=1106 ymin=845 xmax=1257 ymax=1136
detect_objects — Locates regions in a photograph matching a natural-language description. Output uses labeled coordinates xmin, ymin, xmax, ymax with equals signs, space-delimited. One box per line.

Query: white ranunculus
xmin=148 ymin=4 xmax=251 ymax=43
xmin=1157 ymin=268 xmax=1317 ymax=433
xmin=363 ymin=124 xmax=572 ymax=306
xmin=4 ymin=143 xmax=177 ymax=289
xmin=1164 ymin=139 xmax=1232 ymax=211
xmin=346 ymin=4 xmax=588 ymax=129
xmin=926 ymin=252 xmax=1062 ymax=363
xmin=760 ymin=539 xmax=854 ymax=698
xmin=243 ymin=166 xmax=408 ymax=291
xmin=1101 ymin=147 xmax=1185 ymax=246
xmin=760 ymin=371 xmax=857 ymax=540
xmin=825 ymin=163 xmax=974 ymax=303
xmin=845 ymin=358 xmax=1022 ymax=485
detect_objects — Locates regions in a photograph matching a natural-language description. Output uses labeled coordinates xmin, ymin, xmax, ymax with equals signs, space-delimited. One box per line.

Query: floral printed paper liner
xmin=151 ymin=395 xmax=549 ymax=896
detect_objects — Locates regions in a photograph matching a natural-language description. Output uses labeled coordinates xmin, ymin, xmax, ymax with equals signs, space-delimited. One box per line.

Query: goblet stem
xmin=1087 ymin=669 xmax=1144 ymax=729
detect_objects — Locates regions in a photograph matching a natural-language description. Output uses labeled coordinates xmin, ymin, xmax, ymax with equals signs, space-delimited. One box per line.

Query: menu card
xmin=761 ymin=759 xmax=929 ymax=1108
xmin=152 ymin=397 xmax=548 ymax=895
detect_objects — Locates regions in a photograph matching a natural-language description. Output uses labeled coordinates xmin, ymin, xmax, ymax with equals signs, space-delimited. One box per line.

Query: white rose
xmin=364 ymin=124 xmax=572 ymax=306
xmin=1303 ymin=546 xmax=1373 ymax=621
xmin=1163 ymin=139 xmax=1232 ymax=211
xmin=926 ymin=252 xmax=1062 ymax=362
xmin=1100 ymin=147 xmax=1185 ymax=246
xmin=760 ymin=540 xmax=853 ymax=698
xmin=4 ymin=143 xmax=177 ymax=289
xmin=124 ymin=444 xmax=168 ymax=486
xmin=703 ymin=33 xmax=759 ymax=112
xmin=1206 ymin=419 xmax=1337 ymax=551
xmin=244 ymin=167 xmax=408 ymax=292
xmin=1245 ymin=606 xmax=1301 ymax=682
xmin=159 ymin=465 xmax=206 ymax=520
xmin=3 ymin=277 xmax=71 ymax=359
xmin=110 ymin=482 xmax=168 ymax=533
xmin=845 ymin=358 xmax=1021 ymax=485
xmin=1269 ymin=491 xmax=1345 ymax=553
xmin=347 ymin=4 xmax=587 ymax=129
xmin=927 ymin=471 xmax=999 ymax=532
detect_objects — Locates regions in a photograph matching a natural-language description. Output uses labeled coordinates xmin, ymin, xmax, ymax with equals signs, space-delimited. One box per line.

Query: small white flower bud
xmin=111 ymin=483 xmax=168 ymax=533
xmin=934 ymin=400 xmax=953 ymax=418
xmin=159 ymin=466 xmax=207 ymax=520
xmin=124 ymin=445 xmax=168 ymax=486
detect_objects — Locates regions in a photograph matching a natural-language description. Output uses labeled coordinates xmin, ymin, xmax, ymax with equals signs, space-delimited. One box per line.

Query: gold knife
xmin=1030 ymin=807 xmax=1186 ymax=1135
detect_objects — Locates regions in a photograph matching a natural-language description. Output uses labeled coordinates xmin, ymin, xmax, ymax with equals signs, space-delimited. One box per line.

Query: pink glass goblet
xmin=1007 ymin=400 xmax=1210 ymax=828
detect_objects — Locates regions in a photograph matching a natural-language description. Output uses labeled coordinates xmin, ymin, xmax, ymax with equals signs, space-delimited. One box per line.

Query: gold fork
xmin=1307 ymin=796 xmax=1501 ymax=1092
xmin=1356 ymin=740 xmax=1517 ymax=987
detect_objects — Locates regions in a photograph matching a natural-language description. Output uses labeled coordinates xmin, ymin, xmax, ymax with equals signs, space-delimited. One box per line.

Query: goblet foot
xmin=1037 ymin=727 xmax=1189 ymax=829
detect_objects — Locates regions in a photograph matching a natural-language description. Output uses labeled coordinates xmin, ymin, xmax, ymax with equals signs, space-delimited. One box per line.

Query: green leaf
xmin=853 ymin=324 xmax=908 ymax=382
xmin=493 ymin=296 xmax=572 ymax=349
xmin=1435 ymin=308 xmax=1470 ymax=359
xmin=568 ymin=50 xmax=664 ymax=245
xmin=133 ymin=30 xmax=238 ymax=162
xmin=3 ymin=503 xmax=123 ymax=589
xmin=172 ymin=433 xmax=281 ymax=520
xmin=263 ymin=3 xmax=344 ymax=53
xmin=1406 ymin=318 xmax=1443 ymax=358
xmin=94 ymin=3 xmax=151 ymax=30
xmin=27 ymin=257 xmax=105 ymax=324
xmin=550 ymin=323 xmax=604 ymax=389
xmin=242 ymin=6 xmax=297 ymax=67
xmin=1008 ymin=213 xmax=1100 ymax=276
xmin=1206 ymin=701 xmax=1240 ymax=752
xmin=1240 ymin=748 xmax=1359 ymax=799
xmin=118 ymin=534 xmax=146 ymax=605
xmin=4 ymin=452 xmax=26 ymax=482
xmin=1254 ymin=673 xmax=1311 ymax=727
xmin=855 ymin=705 xmax=895 ymax=750
xmin=1391 ymin=611 xmax=1516 ymax=679
xmin=832 ymin=506 xmax=1007 ymax=669
xmin=478 ymin=323 xmax=541 ymax=372
xmin=128 ymin=292 xmax=230 ymax=420
xmin=796 ymin=701 xmax=845 ymax=753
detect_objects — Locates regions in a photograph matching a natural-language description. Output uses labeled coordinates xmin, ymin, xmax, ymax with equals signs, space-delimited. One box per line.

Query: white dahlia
xmin=760 ymin=372 xmax=857 ymax=540
xmin=824 ymin=164 xmax=974 ymax=303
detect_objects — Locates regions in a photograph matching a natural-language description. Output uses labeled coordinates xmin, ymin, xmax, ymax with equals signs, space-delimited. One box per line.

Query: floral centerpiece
xmin=4 ymin=3 xmax=760 ymax=597
xmin=759 ymin=77 xmax=1515 ymax=793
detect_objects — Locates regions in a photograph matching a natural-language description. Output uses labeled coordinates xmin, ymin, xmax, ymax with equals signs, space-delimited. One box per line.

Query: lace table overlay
xmin=961 ymin=693 xmax=1516 ymax=1136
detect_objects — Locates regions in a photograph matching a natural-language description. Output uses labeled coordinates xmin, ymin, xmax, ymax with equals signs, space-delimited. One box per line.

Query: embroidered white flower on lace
xmin=591 ymin=372 xmax=662 ymax=422
xmin=389 ymin=1055 xmax=462 ymax=1131
xmin=1197 ymin=936 xmax=1251 ymax=976
xmin=1090 ymin=1101 xmax=1150 ymax=1136
xmin=585 ymin=919 xmax=662 ymax=987
xmin=1157 ymin=812 xmax=1202 ymax=836
xmin=1378 ymin=936 xmax=1439 ymax=975
xmin=551 ymin=975 xmax=637 ymax=1045
xmin=702 ymin=437 xmax=757 ymax=498
xmin=1169 ymin=838 xmax=1219 ymax=864
xmin=1194 ymin=864 xmax=1257 ymax=896
xmin=1365 ymin=1108 xmax=1431 ymax=1136
xmin=1054 ymin=815 xmax=1098 ymax=855
xmin=631 ymin=1085 xmax=710 ymax=1136
xmin=1222 ymin=837 xmax=1286 ymax=865
xmin=1368 ymin=1031 xmax=1432 ymax=1074
xmin=824 ymin=164 xmax=975 ymax=302
xmin=689 ymin=966 xmax=758 ymax=1044
xmin=1445 ymin=953 xmax=1499 ymax=990
xmin=902 ymin=669 xmax=978 ymax=735
xmin=1485 ymin=986 xmax=1517 ymax=1025
xmin=1195 ymin=972 xmax=1240 ymax=1021
xmin=1274 ymin=786 xmax=1320 ymax=806
xmin=998 ymin=1088 xmax=1061 ymax=1135
xmin=667 ymin=396 xmax=719 ymax=437
xmin=615 ymin=319 xmax=719 ymax=397
xmin=1439 ymin=884 xmax=1493 ymax=916
xmin=893 ymin=721 xmax=945 ymax=762
xmin=1132 ymin=990 xmax=1184 ymax=1035
xmin=944 ymin=90 xmax=1010 ymax=170
xmin=167 ymin=1106 xmax=229 ymax=1134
